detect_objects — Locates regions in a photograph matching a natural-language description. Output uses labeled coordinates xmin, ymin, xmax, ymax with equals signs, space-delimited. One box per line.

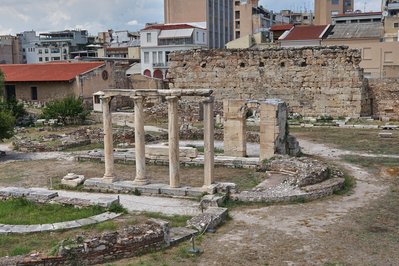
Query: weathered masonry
xmin=167 ymin=46 xmax=370 ymax=118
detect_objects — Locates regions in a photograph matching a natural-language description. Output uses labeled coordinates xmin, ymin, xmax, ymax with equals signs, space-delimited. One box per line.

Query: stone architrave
xmin=132 ymin=96 xmax=149 ymax=185
xmin=203 ymin=96 xmax=215 ymax=187
xmin=102 ymin=96 xmax=116 ymax=183
xmin=166 ymin=96 xmax=180 ymax=188
xmin=223 ymin=99 xmax=247 ymax=157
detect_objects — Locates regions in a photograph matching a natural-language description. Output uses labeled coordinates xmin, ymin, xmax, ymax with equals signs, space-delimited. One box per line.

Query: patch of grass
xmin=290 ymin=127 xmax=399 ymax=155
xmin=0 ymin=198 xmax=105 ymax=225
xmin=334 ymin=174 xmax=356 ymax=195
xmin=233 ymin=172 xmax=265 ymax=190
xmin=10 ymin=246 xmax=31 ymax=256
xmin=94 ymin=221 xmax=118 ymax=232
xmin=142 ymin=212 xmax=192 ymax=227
xmin=63 ymin=142 xmax=104 ymax=152
xmin=109 ymin=202 xmax=128 ymax=214
xmin=342 ymin=155 xmax=399 ymax=170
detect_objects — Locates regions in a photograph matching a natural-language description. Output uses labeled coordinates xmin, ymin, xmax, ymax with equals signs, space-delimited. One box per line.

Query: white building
xmin=19 ymin=30 xmax=89 ymax=64
xmin=140 ymin=24 xmax=207 ymax=79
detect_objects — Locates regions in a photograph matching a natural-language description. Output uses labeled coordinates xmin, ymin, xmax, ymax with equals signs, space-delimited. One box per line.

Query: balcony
xmin=387 ymin=2 xmax=399 ymax=10
xmin=152 ymin=62 xmax=169 ymax=68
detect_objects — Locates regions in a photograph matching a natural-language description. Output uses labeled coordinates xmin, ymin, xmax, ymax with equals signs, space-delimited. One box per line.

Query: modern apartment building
xmin=140 ymin=23 xmax=207 ymax=79
xmin=314 ymin=0 xmax=354 ymax=25
xmin=233 ymin=0 xmax=274 ymax=39
xmin=19 ymin=30 xmax=89 ymax=64
xmin=164 ymin=0 xmax=233 ymax=48
xmin=382 ymin=0 xmax=399 ymax=41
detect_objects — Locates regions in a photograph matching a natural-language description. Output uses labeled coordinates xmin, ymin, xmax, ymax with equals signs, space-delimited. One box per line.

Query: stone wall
xmin=369 ymin=78 xmax=399 ymax=120
xmin=12 ymin=220 xmax=169 ymax=266
xmin=168 ymin=46 xmax=370 ymax=118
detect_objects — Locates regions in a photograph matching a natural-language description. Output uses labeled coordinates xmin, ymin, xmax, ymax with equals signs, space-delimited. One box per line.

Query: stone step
xmin=187 ymin=207 xmax=228 ymax=232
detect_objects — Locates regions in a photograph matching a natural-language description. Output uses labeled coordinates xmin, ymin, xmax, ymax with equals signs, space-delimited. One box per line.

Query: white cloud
xmin=127 ymin=20 xmax=139 ymax=26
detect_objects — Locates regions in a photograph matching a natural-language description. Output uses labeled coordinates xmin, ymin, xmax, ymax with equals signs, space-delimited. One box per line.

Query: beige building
xmin=234 ymin=0 xmax=270 ymax=39
xmin=323 ymin=22 xmax=399 ymax=79
xmin=315 ymin=0 xmax=354 ymax=25
xmin=0 ymin=62 xmax=113 ymax=103
xmin=163 ymin=0 xmax=233 ymax=48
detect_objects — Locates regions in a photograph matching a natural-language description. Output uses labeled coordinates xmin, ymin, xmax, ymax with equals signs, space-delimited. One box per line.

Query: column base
xmin=133 ymin=179 xmax=150 ymax=185
xmin=202 ymin=183 xmax=217 ymax=194
xmin=102 ymin=176 xmax=117 ymax=184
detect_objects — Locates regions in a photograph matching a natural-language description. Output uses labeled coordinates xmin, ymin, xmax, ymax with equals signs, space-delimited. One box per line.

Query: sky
xmin=0 ymin=0 xmax=383 ymax=36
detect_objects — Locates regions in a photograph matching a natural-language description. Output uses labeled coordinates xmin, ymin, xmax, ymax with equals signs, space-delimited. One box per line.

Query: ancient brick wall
xmin=368 ymin=79 xmax=399 ymax=120
xmin=13 ymin=220 xmax=169 ymax=266
xmin=168 ymin=46 xmax=370 ymax=118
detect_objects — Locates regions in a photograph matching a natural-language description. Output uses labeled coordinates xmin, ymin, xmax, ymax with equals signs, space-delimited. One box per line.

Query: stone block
xmin=160 ymin=187 xmax=189 ymax=197
xmin=187 ymin=207 xmax=228 ymax=232
xmin=145 ymin=145 xmax=198 ymax=159
xmin=61 ymin=173 xmax=85 ymax=188
xmin=200 ymin=194 xmax=226 ymax=208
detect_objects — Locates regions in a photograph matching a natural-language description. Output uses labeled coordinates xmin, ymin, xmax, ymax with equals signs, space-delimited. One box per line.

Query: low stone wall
xmin=11 ymin=220 xmax=169 ymax=266
xmin=369 ymin=78 xmax=399 ymax=120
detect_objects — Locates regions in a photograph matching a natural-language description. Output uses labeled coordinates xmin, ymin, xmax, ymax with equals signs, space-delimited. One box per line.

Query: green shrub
xmin=0 ymin=110 xmax=15 ymax=140
xmin=41 ymin=96 xmax=90 ymax=125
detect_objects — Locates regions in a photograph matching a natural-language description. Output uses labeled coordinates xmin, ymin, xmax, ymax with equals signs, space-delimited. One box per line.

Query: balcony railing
xmin=152 ymin=62 xmax=169 ymax=68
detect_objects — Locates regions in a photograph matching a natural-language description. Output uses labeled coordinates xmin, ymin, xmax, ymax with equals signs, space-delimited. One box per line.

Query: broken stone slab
xmin=160 ymin=187 xmax=190 ymax=197
xmin=170 ymin=227 xmax=198 ymax=246
xmin=90 ymin=212 xmax=121 ymax=223
xmin=200 ymin=194 xmax=226 ymax=208
xmin=61 ymin=173 xmax=86 ymax=188
xmin=379 ymin=132 xmax=393 ymax=138
xmin=187 ymin=207 xmax=228 ymax=232
xmin=0 ymin=187 xmax=31 ymax=197
xmin=214 ymin=182 xmax=237 ymax=194
xmin=90 ymin=197 xmax=119 ymax=208
xmin=28 ymin=188 xmax=58 ymax=200
xmin=84 ymin=178 xmax=114 ymax=190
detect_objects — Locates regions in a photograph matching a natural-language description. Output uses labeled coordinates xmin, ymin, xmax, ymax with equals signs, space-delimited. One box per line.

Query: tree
xmin=41 ymin=96 xmax=90 ymax=124
xmin=0 ymin=111 xmax=15 ymax=141
xmin=0 ymin=70 xmax=4 ymax=98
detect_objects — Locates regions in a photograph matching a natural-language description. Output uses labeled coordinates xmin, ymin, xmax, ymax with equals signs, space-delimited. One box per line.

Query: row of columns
xmin=101 ymin=95 xmax=215 ymax=188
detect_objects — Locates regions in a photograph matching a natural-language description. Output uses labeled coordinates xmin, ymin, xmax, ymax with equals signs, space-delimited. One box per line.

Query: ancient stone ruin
xmin=167 ymin=46 xmax=371 ymax=118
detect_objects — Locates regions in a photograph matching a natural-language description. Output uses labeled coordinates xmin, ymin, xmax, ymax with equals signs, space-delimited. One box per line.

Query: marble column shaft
xmin=203 ymin=96 xmax=215 ymax=187
xmin=133 ymin=96 xmax=149 ymax=185
xmin=167 ymin=96 xmax=180 ymax=188
xmin=102 ymin=96 xmax=116 ymax=182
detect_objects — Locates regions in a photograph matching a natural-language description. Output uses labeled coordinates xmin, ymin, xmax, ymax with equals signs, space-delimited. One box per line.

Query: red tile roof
xmin=270 ymin=24 xmax=294 ymax=31
xmin=0 ymin=62 xmax=105 ymax=82
xmin=282 ymin=25 xmax=330 ymax=41
xmin=143 ymin=24 xmax=197 ymax=31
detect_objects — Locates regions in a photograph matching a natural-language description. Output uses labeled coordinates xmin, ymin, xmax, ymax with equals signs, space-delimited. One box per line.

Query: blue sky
xmin=0 ymin=0 xmax=382 ymax=35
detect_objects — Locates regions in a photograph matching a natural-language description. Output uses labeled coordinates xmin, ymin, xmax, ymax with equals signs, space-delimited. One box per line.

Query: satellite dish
xmin=383 ymin=11 xmax=389 ymax=17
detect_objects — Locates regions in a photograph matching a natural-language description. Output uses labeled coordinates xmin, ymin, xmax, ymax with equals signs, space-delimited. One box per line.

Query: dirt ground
xmin=1 ymin=129 xmax=399 ymax=265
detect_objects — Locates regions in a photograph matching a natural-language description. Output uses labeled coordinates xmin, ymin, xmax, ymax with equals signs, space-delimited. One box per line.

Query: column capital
xmin=202 ymin=96 xmax=214 ymax=104
xmin=132 ymin=95 xmax=145 ymax=102
xmin=165 ymin=96 xmax=179 ymax=102
xmin=101 ymin=96 xmax=113 ymax=103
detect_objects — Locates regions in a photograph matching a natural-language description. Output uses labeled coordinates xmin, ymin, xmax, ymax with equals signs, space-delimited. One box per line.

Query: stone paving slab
xmin=0 ymin=212 xmax=121 ymax=234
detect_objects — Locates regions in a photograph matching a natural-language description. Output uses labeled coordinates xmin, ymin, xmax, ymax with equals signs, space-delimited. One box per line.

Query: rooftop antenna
xmin=364 ymin=1 xmax=367 ymax=12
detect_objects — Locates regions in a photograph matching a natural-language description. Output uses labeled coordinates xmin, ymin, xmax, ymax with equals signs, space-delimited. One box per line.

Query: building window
xmin=39 ymin=57 xmax=43 ymax=62
xmin=203 ymin=32 xmax=206 ymax=42
xmin=158 ymin=51 xmax=163 ymax=63
xmin=146 ymin=33 xmax=151 ymax=43
xmin=38 ymin=49 xmax=42 ymax=54
xmin=45 ymin=57 xmax=49 ymax=61
xmin=394 ymin=23 xmax=399 ymax=28
xmin=165 ymin=51 xmax=171 ymax=62
xmin=94 ymin=95 xmax=101 ymax=104
xmin=144 ymin=52 xmax=149 ymax=64
xmin=235 ymin=11 xmax=240 ymax=19
xmin=384 ymin=51 xmax=393 ymax=63
xmin=152 ymin=51 xmax=157 ymax=63
xmin=331 ymin=0 xmax=339 ymax=5
xmin=31 ymin=87 xmax=38 ymax=100
xmin=236 ymin=31 xmax=241 ymax=38
xmin=45 ymin=49 xmax=49 ymax=54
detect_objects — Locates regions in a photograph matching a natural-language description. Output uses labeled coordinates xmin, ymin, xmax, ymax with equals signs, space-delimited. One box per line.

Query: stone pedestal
xmin=102 ymin=96 xmax=116 ymax=183
xmin=132 ymin=96 xmax=149 ymax=185
xmin=223 ymin=99 xmax=247 ymax=157
xmin=203 ymin=96 xmax=215 ymax=187
xmin=167 ymin=96 xmax=180 ymax=188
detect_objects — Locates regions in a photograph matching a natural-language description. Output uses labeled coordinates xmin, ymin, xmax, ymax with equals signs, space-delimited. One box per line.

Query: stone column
xmin=132 ymin=96 xmax=149 ymax=185
xmin=102 ymin=96 xmax=116 ymax=183
xmin=203 ymin=96 xmax=215 ymax=187
xmin=166 ymin=96 xmax=180 ymax=188
xmin=223 ymin=99 xmax=247 ymax=157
